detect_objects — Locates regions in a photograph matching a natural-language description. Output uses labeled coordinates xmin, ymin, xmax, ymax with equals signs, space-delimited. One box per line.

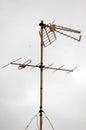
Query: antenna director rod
xmin=39 ymin=20 xmax=44 ymax=130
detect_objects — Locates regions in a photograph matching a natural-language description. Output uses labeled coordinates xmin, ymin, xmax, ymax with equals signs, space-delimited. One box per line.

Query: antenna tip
xmin=78 ymin=35 xmax=82 ymax=42
xmin=39 ymin=20 xmax=44 ymax=26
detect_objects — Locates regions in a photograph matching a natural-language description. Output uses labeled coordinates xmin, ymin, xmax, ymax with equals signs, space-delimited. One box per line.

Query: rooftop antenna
xmin=1 ymin=20 xmax=81 ymax=130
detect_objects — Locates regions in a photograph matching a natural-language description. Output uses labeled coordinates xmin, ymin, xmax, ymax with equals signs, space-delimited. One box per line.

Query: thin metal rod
xmin=56 ymin=25 xmax=81 ymax=33
xmin=44 ymin=66 xmax=73 ymax=72
xmin=1 ymin=57 xmax=22 ymax=68
xmin=39 ymin=20 xmax=44 ymax=130
xmin=56 ymin=30 xmax=81 ymax=41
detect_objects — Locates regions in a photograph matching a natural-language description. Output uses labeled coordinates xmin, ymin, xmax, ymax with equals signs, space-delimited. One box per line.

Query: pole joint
xmin=39 ymin=20 xmax=46 ymax=29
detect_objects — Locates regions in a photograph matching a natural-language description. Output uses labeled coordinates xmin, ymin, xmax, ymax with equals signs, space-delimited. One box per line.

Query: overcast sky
xmin=0 ymin=0 xmax=86 ymax=130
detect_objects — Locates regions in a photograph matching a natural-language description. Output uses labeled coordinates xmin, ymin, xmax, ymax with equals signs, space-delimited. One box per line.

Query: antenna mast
xmin=2 ymin=20 xmax=81 ymax=130
xmin=39 ymin=20 xmax=44 ymax=130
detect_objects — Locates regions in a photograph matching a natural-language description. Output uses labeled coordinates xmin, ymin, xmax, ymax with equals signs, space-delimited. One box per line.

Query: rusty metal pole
xmin=39 ymin=20 xmax=44 ymax=130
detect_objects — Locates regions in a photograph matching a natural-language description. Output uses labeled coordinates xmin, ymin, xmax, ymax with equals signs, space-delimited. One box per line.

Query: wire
xmin=25 ymin=114 xmax=38 ymax=130
xmin=42 ymin=112 xmax=54 ymax=130
xmin=36 ymin=114 xmax=40 ymax=130
xmin=44 ymin=116 xmax=54 ymax=130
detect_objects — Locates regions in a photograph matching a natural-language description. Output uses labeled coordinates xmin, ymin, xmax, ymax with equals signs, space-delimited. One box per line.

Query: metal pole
xmin=39 ymin=20 xmax=44 ymax=130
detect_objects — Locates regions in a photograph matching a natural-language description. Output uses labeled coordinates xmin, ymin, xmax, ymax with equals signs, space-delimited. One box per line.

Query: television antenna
xmin=1 ymin=20 xmax=81 ymax=130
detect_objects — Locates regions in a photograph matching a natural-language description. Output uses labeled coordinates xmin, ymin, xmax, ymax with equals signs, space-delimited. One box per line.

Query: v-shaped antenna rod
xmin=1 ymin=20 xmax=81 ymax=130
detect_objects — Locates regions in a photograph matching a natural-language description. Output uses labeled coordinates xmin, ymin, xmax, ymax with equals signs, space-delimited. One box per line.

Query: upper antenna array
xmin=1 ymin=20 xmax=81 ymax=130
xmin=39 ymin=21 xmax=81 ymax=47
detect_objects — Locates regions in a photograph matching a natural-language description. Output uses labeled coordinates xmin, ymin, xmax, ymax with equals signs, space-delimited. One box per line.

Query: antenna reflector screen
xmin=41 ymin=25 xmax=57 ymax=47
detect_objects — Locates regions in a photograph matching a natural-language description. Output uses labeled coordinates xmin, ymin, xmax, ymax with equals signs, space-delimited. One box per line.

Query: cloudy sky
xmin=0 ymin=0 xmax=86 ymax=130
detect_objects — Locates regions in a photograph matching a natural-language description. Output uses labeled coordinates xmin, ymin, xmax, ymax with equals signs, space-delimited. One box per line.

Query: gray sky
xmin=0 ymin=0 xmax=86 ymax=130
